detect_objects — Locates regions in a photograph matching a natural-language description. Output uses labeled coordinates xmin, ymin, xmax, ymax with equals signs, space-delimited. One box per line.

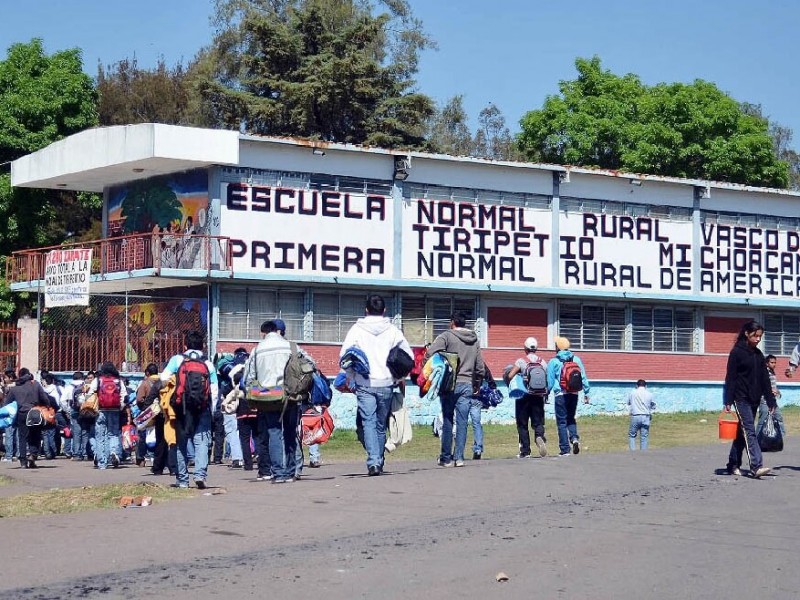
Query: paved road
xmin=1 ymin=442 xmax=798 ymax=599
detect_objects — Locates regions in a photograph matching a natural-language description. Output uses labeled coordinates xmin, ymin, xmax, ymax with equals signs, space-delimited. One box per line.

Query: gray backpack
xmin=523 ymin=360 xmax=548 ymax=396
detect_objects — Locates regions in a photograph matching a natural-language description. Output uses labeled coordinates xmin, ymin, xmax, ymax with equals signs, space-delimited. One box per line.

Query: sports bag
xmin=301 ymin=405 xmax=335 ymax=446
xmin=174 ymin=355 xmax=211 ymax=413
xmin=97 ymin=376 xmax=121 ymax=410
xmin=26 ymin=406 xmax=56 ymax=427
xmin=386 ymin=345 xmax=414 ymax=380
xmin=524 ymin=360 xmax=548 ymax=395
xmin=283 ymin=343 xmax=315 ymax=403
xmin=758 ymin=412 xmax=784 ymax=452
xmin=560 ymin=359 xmax=583 ymax=393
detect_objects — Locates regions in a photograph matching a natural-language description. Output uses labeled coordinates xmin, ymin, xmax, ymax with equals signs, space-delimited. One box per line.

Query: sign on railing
xmin=44 ymin=249 xmax=92 ymax=308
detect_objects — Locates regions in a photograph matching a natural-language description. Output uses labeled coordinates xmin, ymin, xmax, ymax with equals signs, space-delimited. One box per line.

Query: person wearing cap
xmin=505 ymin=337 xmax=549 ymax=458
xmin=546 ymin=336 xmax=591 ymax=456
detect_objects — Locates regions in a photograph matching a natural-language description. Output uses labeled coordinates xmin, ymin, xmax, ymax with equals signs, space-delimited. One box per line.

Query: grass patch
xmin=0 ymin=475 xmax=13 ymax=487
xmin=320 ymin=406 xmax=800 ymax=462
xmin=0 ymin=481 xmax=195 ymax=518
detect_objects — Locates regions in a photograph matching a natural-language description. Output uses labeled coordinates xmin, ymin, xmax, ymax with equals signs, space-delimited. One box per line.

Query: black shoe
xmin=368 ymin=465 xmax=381 ymax=476
xmin=229 ymin=460 xmax=243 ymax=469
xmin=472 ymin=452 xmax=481 ymax=460
xmin=212 ymin=460 xmax=223 ymax=465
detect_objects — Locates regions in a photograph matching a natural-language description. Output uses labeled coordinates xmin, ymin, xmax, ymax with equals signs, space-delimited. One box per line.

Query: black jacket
xmin=724 ymin=341 xmax=776 ymax=409
xmin=5 ymin=374 xmax=54 ymax=413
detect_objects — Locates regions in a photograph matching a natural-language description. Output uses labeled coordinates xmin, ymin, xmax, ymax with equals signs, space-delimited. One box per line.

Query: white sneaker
xmin=535 ymin=437 xmax=548 ymax=457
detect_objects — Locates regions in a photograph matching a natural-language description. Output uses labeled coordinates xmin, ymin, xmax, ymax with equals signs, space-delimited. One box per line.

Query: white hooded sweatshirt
xmin=340 ymin=316 xmax=412 ymax=388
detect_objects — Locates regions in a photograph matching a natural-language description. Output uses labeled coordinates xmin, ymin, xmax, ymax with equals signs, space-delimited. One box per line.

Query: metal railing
xmin=6 ymin=233 xmax=234 ymax=285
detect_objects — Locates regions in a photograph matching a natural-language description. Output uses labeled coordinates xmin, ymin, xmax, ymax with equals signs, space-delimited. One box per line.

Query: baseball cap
xmin=554 ymin=336 xmax=571 ymax=350
xmin=524 ymin=337 xmax=538 ymax=351
xmin=272 ymin=319 xmax=287 ymax=334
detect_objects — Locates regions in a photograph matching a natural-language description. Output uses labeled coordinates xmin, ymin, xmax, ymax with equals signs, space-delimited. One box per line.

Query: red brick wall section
xmin=487 ymin=307 xmax=547 ymax=349
xmin=704 ymin=316 xmax=752 ymax=354
xmin=482 ymin=349 xmax=729 ymax=383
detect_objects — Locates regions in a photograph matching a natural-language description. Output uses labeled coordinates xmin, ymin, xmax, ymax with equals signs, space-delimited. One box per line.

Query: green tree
xmin=427 ymin=95 xmax=473 ymax=156
xmin=474 ymin=103 xmax=521 ymax=161
xmin=517 ymin=57 xmax=789 ymax=188
xmin=196 ymin=0 xmax=435 ymax=147
xmin=97 ymin=57 xmax=193 ymax=126
xmin=0 ymin=39 xmax=98 ymax=318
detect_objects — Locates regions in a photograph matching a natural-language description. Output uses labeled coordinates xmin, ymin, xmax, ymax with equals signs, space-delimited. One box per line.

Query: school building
xmin=8 ymin=123 xmax=800 ymax=426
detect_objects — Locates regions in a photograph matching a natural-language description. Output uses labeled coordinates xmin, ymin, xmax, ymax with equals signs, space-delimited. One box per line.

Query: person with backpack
xmin=242 ymin=319 xmax=303 ymax=483
xmin=134 ymin=363 xmax=161 ymax=467
xmin=213 ymin=347 xmax=248 ymax=466
xmin=4 ymin=367 xmax=53 ymax=468
xmin=340 ymin=294 xmax=412 ymax=476
xmin=425 ymin=311 xmax=486 ymax=468
xmin=68 ymin=372 xmax=91 ymax=461
xmin=160 ymin=330 xmax=218 ymax=489
xmin=546 ymin=337 xmax=591 ymax=457
xmin=504 ymin=337 xmax=550 ymax=458
xmin=88 ymin=362 xmax=126 ymax=469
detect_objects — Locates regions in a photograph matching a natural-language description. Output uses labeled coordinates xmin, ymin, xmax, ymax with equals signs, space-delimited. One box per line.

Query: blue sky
xmin=2 ymin=0 xmax=797 ymax=148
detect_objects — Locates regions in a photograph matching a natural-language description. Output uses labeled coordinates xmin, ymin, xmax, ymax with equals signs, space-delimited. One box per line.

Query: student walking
xmin=505 ymin=337 xmax=549 ymax=458
xmin=724 ymin=320 xmax=775 ymax=478
xmin=547 ymin=337 xmax=591 ymax=456
xmin=627 ymin=380 xmax=655 ymax=450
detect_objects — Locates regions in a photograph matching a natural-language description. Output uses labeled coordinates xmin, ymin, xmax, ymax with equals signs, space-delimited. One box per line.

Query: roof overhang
xmin=11 ymin=124 xmax=240 ymax=192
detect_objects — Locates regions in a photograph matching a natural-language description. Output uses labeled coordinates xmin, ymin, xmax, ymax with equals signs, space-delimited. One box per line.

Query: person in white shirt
xmin=339 ymin=294 xmax=412 ymax=476
xmin=627 ymin=379 xmax=656 ymax=451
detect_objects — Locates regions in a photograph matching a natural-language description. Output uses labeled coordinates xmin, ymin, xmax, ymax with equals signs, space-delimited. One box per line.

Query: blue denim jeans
xmin=355 ymin=386 xmax=393 ymax=469
xmin=3 ymin=425 xmax=17 ymax=459
xmin=95 ymin=410 xmax=121 ymax=468
xmin=41 ymin=427 xmax=57 ymax=458
xmin=176 ymin=410 xmax=211 ymax=486
xmin=223 ymin=413 xmax=243 ymax=461
xmin=554 ymin=393 xmax=579 ymax=454
xmin=265 ymin=404 xmax=299 ymax=480
xmin=440 ymin=383 xmax=472 ymax=463
xmin=629 ymin=414 xmax=651 ymax=450
xmin=469 ymin=399 xmax=483 ymax=455
xmin=729 ymin=400 xmax=762 ymax=471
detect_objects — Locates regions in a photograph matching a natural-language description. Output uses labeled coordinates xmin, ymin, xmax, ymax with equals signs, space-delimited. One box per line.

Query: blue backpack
xmin=310 ymin=370 xmax=333 ymax=406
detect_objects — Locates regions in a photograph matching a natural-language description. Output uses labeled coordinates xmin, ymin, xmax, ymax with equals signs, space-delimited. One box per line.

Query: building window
xmin=631 ymin=307 xmax=694 ymax=352
xmin=401 ymin=295 xmax=478 ymax=346
xmin=559 ymin=303 xmax=625 ymax=350
xmin=218 ymin=288 xmax=304 ymax=341
xmin=312 ymin=292 xmax=366 ymax=343
xmin=559 ymin=302 xmax=695 ymax=352
xmin=763 ymin=314 xmax=800 ymax=356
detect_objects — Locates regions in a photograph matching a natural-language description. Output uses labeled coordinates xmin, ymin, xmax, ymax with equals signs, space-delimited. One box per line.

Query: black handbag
xmin=386 ymin=345 xmax=414 ymax=380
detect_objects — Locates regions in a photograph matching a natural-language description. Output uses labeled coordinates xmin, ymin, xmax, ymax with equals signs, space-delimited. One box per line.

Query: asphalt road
xmin=1 ymin=441 xmax=798 ymax=599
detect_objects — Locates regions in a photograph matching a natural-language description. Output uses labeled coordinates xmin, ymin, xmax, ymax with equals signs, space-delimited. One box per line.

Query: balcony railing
xmin=6 ymin=233 xmax=234 ymax=286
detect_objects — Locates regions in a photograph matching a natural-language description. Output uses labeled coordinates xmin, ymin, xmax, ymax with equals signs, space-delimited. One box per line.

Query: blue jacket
xmin=546 ymin=350 xmax=591 ymax=396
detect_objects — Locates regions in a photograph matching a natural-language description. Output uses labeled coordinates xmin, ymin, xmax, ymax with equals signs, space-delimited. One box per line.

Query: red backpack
xmin=97 ymin=376 xmax=121 ymax=410
xmin=560 ymin=359 xmax=584 ymax=393
xmin=173 ymin=355 xmax=211 ymax=413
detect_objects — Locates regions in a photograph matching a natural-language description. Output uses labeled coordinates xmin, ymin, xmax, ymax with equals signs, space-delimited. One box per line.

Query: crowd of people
xmin=0 ymin=306 xmax=795 ymax=483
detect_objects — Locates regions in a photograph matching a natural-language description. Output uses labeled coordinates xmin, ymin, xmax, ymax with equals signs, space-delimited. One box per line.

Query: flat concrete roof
xmin=11 ymin=123 xmax=240 ymax=192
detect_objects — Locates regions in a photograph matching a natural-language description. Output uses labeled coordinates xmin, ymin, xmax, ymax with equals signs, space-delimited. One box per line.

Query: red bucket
xmin=718 ymin=411 xmax=739 ymax=440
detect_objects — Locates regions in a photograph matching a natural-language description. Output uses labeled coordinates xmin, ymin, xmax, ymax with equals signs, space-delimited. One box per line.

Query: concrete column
xmin=17 ymin=316 xmax=39 ymax=372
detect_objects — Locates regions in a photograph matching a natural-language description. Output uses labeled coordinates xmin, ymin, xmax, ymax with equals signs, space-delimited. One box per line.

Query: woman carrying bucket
xmin=724 ymin=320 xmax=776 ymax=478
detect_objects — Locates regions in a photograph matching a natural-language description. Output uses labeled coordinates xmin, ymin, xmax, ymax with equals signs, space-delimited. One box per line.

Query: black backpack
xmin=386 ymin=345 xmax=414 ymax=380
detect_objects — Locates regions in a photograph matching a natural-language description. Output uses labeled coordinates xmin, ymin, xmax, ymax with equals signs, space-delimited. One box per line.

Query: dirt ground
xmin=1 ymin=440 xmax=798 ymax=599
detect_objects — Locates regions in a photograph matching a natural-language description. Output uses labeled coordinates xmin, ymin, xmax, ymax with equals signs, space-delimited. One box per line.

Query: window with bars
xmin=631 ymin=307 xmax=694 ymax=352
xmin=401 ymin=296 xmax=478 ymax=345
xmin=312 ymin=292 xmax=366 ymax=343
xmin=559 ymin=303 xmax=695 ymax=352
xmin=763 ymin=314 xmax=800 ymax=355
xmin=218 ymin=288 xmax=305 ymax=341
xmin=559 ymin=304 xmax=625 ymax=350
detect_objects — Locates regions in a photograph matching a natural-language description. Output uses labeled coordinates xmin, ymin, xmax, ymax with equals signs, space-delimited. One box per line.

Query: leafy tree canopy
xmin=0 ymin=39 xmax=98 ymax=318
xmin=196 ymin=0 xmax=436 ymax=148
xmin=517 ymin=56 xmax=790 ymax=188
xmin=427 ymin=96 xmax=521 ymax=161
